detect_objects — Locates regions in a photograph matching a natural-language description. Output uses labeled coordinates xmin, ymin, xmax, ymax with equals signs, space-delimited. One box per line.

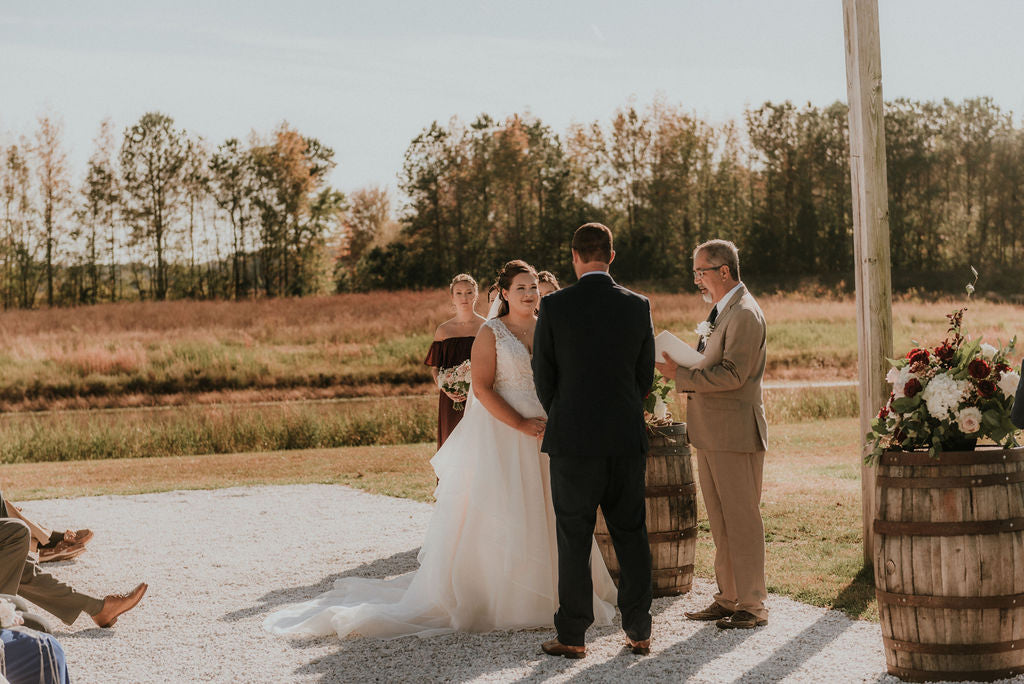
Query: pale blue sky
xmin=1 ymin=1 xmax=1022 ymax=192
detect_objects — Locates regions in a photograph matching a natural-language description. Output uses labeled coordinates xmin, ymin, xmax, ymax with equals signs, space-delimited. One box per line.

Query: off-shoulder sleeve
xmin=424 ymin=340 xmax=443 ymax=367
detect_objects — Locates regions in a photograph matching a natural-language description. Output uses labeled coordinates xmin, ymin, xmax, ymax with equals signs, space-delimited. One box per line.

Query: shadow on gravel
xmin=557 ymin=624 xmax=754 ymax=682
xmin=733 ymin=612 xmax=859 ymax=682
xmin=219 ymin=548 xmax=421 ymax=623
xmin=63 ymin=627 xmax=116 ymax=640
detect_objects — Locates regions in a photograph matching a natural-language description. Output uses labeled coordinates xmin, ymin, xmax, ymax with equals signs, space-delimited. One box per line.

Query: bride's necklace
xmin=503 ymin=318 xmax=534 ymax=344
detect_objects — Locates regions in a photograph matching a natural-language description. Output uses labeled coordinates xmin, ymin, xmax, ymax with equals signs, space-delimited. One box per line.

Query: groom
xmin=533 ymin=223 xmax=655 ymax=658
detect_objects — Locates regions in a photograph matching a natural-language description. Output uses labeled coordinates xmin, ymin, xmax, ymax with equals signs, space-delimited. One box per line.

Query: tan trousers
xmin=697 ymin=449 xmax=768 ymax=619
xmin=0 ymin=519 xmax=103 ymax=625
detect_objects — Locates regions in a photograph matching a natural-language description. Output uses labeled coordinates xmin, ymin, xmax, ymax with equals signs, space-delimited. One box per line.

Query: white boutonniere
xmin=694 ymin=321 xmax=715 ymax=339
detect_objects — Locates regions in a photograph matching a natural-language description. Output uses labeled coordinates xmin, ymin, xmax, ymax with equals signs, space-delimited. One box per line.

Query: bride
xmin=265 ymin=260 xmax=617 ymax=639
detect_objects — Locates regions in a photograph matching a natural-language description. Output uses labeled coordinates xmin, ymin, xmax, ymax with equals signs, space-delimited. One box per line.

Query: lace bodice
xmin=485 ymin=318 xmax=544 ymax=418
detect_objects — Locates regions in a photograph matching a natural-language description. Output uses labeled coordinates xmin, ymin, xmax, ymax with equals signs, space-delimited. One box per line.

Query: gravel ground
xmin=15 ymin=485 xmax=1020 ymax=683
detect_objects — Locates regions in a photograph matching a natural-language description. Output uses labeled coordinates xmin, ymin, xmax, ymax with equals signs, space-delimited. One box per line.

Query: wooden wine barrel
xmin=595 ymin=423 xmax=696 ymax=598
xmin=874 ymin=446 xmax=1024 ymax=682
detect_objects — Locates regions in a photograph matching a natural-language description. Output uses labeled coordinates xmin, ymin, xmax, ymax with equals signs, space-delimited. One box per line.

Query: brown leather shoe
xmin=684 ymin=601 xmax=734 ymax=621
xmin=92 ymin=583 xmax=148 ymax=628
xmin=63 ymin=529 xmax=94 ymax=546
xmin=625 ymin=635 xmax=651 ymax=655
xmin=716 ymin=610 xmax=767 ymax=629
xmin=541 ymin=638 xmax=586 ymax=659
xmin=38 ymin=540 xmax=87 ymax=563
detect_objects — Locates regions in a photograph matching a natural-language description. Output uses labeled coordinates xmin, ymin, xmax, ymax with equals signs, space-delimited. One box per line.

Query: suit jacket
xmin=1012 ymin=360 xmax=1024 ymax=430
xmin=533 ymin=273 xmax=655 ymax=460
xmin=675 ymin=283 xmax=768 ymax=453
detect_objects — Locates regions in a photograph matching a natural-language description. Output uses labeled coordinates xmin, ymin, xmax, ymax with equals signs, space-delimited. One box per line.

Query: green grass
xmin=0 ymin=389 xmax=856 ymax=464
xmin=0 ymin=397 xmax=435 ymax=463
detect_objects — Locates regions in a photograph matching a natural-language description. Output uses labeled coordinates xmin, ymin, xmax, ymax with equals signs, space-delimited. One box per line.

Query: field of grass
xmin=0 ymin=386 xmax=856 ymax=463
xmin=0 ymin=290 xmax=1019 ymax=411
xmin=2 ymin=418 xmax=873 ymax=620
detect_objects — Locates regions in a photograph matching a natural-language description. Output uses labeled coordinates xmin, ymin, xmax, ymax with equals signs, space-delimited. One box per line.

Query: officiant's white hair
xmin=694 ymin=239 xmax=740 ymax=281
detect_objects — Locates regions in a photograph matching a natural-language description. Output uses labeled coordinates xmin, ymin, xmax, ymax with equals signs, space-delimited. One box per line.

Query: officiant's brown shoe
xmin=625 ymin=635 xmax=651 ymax=655
xmin=684 ymin=601 xmax=734 ymax=621
xmin=92 ymin=583 xmax=148 ymax=628
xmin=716 ymin=610 xmax=767 ymax=630
xmin=541 ymin=638 xmax=586 ymax=659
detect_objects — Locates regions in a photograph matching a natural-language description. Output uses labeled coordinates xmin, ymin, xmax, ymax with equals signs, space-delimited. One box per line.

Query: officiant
xmin=655 ymin=239 xmax=769 ymax=630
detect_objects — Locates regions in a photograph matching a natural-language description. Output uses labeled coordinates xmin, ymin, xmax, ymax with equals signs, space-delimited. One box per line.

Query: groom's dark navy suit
xmin=533 ymin=271 xmax=654 ymax=646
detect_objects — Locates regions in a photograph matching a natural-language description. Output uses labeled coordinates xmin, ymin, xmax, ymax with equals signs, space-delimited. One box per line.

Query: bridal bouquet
xmin=439 ymin=359 xmax=472 ymax=411
xmin=866 ymin=272 xmax=1020 ymax=462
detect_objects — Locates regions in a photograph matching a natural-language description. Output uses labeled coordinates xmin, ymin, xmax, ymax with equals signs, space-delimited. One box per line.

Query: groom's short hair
xmin=694 ymin=239 xmax=741 ymax=281
xmin=572 ymin=223 xmax=613 ymax=263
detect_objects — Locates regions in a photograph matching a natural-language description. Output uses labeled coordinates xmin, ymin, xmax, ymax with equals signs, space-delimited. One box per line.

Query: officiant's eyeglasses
xmin=692 ymin=265 xmax=724 ymax=279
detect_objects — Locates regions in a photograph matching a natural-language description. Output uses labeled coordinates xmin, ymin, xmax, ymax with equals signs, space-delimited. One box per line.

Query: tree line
xmin=2 ymin=97 xmax=1023 ymax=309
xmin=359 ymin=96 xmax=1024 ymax=294
xmin=1 ymin=111 xmax=395 ymax=307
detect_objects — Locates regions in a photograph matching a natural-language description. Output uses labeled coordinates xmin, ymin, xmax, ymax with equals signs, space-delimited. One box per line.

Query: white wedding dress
xmin=264 ymin=317 xmax=617 ymax=639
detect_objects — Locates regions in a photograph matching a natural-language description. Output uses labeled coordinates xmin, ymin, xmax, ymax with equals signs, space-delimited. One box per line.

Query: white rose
xmin=956 ymin=406 xmax=982 ymax=434
xmin=921 ymin=373 xmax=967 ymax=419
xmin=694 ymin=321 xmax=713 ymax=338
xmin=979 ymin=343 xmax=998 ymax=359
xmin=886 ymin=367 xmax=900 ymax=385
xmin=998 ymin=370 xmax=1020 ymax=399
xmin=653 ymin=396 xmax=668 ymax=420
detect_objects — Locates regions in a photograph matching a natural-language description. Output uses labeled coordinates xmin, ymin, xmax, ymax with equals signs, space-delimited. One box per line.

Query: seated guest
xmin=0 ymin=497 xmax=146 ymax=629
xmin=1 ymin=628 xmax=70 ymax=684
xmin=0 ymin=497 xmax=92 ymax=564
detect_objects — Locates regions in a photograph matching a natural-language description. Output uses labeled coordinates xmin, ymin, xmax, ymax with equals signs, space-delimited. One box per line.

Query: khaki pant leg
xmin=697 ymin=449 xmax=737 ymax=611
xmin=707 ymin=449 xmax=767 ymax=619
xmin=0 ymin=519 xmax=31 ymax=595
xmin=19 ymin=559 xmax=104 ymax=625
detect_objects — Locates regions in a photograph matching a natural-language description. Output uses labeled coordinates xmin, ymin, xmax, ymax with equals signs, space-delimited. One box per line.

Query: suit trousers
xmin=549 ymin=452 xmax=652 ymax=646
xmin=0 ymin=519 xmax=102 ymax=625
xmin=696 ymin=449 xmax=768 ymax=619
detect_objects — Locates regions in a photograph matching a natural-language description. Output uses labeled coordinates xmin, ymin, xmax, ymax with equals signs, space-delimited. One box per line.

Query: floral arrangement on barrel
xmin=438 ymin=359 xmax=471 ymax=411
xmin=866 ymin=270 xmax=1020 ymax=462
xmin=644 ymin=371 xmax=675 ymax=427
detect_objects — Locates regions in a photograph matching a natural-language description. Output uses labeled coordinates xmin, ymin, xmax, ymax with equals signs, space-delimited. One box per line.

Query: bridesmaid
xmin=425 ymin=274 xmax=486 ymax=448
xmin=537 ymin=271 xmax=560 ymax=297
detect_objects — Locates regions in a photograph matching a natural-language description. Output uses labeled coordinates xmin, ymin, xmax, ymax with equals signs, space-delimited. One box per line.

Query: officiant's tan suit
xmin=675 ymin=281 xmax=768 ymax=621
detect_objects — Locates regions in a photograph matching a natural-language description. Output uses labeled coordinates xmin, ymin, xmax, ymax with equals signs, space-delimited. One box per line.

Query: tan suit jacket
xmin=675 ymin=284 xmax=767 ymax=453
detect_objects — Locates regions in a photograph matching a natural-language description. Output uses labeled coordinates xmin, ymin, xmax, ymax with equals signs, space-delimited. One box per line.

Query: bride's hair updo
xmin=495 ymin=260 xmax=537 ymax=317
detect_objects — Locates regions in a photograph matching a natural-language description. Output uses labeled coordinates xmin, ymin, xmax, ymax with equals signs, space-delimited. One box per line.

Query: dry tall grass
xmin=0 ymin=289 xmax=1019 ymax=410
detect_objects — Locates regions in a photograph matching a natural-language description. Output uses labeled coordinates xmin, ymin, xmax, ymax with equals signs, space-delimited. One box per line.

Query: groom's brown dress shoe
xmin=541 ymin=638 xmax=586 ymax=659
xmin=716 ymin=610 xmax=767 ymax=630
xmin=625 ymin=635 xmax=651 ymax=655
xmin=684 ymin=601 xmax=734 ymax=621
xmin=92 ymin=583 xmax=148 ymax=628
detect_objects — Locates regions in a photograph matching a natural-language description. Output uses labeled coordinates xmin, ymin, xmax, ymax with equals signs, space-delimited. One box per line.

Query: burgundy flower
xmin=878 ymin=406 xmax=890 ymax=420
xmin=977 ymin=379 xmax=996 ymax=397
xmin=934 ymin=342 xmax=956 ymax=364
xmin=904 ymin=378 xmax=922 ymax=398
xmin=968 ymin=358 xmax=991 ymax=379
xmin=906 ymin=348 xmax=930 ymax=365
xmin=996 ymin=362 xmax=1011 ymax=374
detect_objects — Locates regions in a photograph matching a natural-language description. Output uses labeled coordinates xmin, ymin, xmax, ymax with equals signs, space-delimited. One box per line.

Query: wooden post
xmin=842 ymin=0 xmax=894 ymax=564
